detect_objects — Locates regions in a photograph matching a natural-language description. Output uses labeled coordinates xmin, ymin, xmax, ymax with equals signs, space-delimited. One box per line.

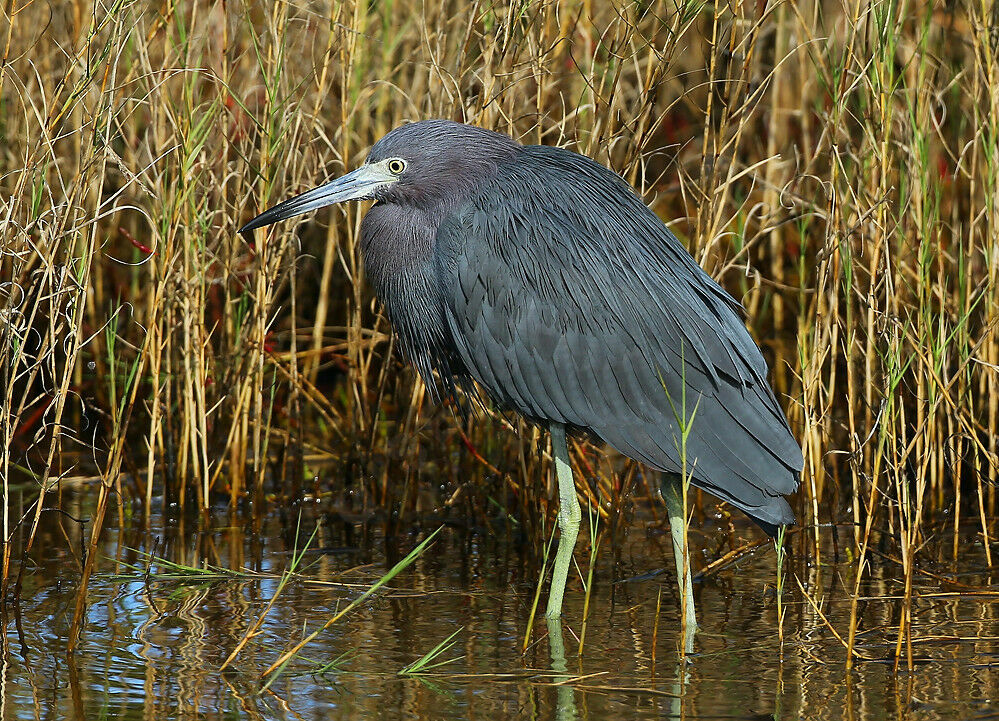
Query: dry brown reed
xmin=1 ymin=0 xmax=996 ymax=668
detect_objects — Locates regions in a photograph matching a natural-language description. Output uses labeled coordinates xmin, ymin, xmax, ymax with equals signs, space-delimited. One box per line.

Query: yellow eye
xmin=387 ymin=158 xmax=407 ymax=174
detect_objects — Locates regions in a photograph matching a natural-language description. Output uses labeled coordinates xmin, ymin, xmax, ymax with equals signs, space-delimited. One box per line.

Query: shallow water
xmin=3 ymin=491 xmax=997 ymax=720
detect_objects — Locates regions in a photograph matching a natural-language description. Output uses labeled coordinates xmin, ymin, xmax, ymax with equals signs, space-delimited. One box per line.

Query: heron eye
xmin=387 ymin=158 xmax=407 ymax=175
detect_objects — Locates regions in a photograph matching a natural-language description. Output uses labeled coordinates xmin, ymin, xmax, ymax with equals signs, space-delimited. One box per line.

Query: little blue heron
xmin=240 ymin=119 xmax=802 ymax=630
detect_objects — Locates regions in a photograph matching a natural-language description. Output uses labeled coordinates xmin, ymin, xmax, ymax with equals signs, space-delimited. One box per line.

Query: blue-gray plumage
xmin=240 ymin=119 xmax=803 ymax=632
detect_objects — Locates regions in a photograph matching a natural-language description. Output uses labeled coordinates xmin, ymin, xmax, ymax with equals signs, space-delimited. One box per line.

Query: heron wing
xmin=434 ymin=145 xmax=802 ymax=527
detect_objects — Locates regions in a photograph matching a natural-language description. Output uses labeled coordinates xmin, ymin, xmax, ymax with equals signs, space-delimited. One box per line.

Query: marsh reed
xmin=1 ymin=0 xmax=996 ymax=667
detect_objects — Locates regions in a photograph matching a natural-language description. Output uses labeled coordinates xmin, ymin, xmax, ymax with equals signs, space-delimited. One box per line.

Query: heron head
xmin=238 ymin=120 xmax=520 ymax=238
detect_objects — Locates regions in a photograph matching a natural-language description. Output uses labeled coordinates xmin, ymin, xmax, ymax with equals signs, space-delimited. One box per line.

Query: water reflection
xmin=546 ymin=617 xmax=577 ymax=720
xmin=1 ymin=492 xmax=996 ymax=720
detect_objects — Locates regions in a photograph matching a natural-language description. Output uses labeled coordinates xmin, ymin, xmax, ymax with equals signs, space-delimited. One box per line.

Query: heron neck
xmin=359 ymin=201 xmax=459 ymax=399
xmin=360 ymin=203 xmax=438 ymax=284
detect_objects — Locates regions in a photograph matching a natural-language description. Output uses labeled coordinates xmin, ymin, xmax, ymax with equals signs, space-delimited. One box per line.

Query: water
xmin=3 ymin=491 xmax=997 ymax=720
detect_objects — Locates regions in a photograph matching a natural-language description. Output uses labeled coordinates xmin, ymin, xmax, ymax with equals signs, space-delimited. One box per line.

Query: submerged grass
xmin=0 ymin=0 xmax=997 ymax=673
xmin=258 ymin=525 xmax=443 ymax=682
xmin=110 ymin=550 xmax=259 ymax=583
xmin=398 ymin=627 xmax=464 ymax=676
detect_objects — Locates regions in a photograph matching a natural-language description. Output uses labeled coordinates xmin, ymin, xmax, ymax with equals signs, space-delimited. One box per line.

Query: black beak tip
xmin=238 ymin=214 xmax=270 ymax=241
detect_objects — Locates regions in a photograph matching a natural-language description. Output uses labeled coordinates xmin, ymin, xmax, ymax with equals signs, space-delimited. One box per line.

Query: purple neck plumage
xmin=355 ymin=120 xmax=522 ymax=399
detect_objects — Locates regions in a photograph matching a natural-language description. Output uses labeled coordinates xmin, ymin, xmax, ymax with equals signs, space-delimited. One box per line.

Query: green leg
xmin=663 ymin=473 xmax=697 ymax=647
xmin=546 ymin=422 xmax=581 ymax=619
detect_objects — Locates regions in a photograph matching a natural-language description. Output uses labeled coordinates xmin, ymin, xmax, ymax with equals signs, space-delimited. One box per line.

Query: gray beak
xmin=238 ymin=162 xmax=397 ymax=239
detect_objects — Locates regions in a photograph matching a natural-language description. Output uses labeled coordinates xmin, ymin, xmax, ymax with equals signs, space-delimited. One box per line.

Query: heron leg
xmin=546 ymin=422 xmax=581 ymax=619
xmin=663 ymin=473 xmax=697 ymax=645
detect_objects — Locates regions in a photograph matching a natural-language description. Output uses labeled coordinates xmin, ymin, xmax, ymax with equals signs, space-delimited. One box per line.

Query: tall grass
xmin=1 ymin=0 xmax=996 ymax=668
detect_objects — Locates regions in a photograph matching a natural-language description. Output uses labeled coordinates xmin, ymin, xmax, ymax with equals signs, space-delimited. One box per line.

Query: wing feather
xmin=436 ymin=145 xmax=802 ymax=525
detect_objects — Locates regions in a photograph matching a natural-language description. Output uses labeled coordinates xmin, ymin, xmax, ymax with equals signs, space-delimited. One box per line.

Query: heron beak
xmin=238 ymin=162 xmax=397 ymax=239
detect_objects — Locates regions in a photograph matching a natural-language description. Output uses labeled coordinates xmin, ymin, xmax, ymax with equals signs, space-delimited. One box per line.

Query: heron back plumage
xmin=431 ymin=144 xmax=802 ymax=528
